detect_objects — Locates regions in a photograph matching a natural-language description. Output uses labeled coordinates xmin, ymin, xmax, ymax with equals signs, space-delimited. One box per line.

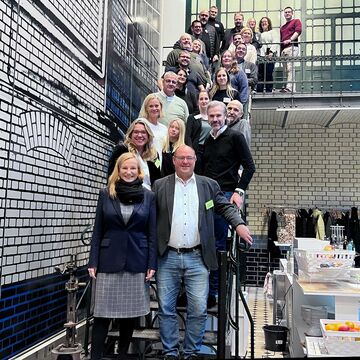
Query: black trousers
xmin=91 ymin=317 xmax=136 ymax=360
xmin=257 ymin=62 xmax=275 ymax=92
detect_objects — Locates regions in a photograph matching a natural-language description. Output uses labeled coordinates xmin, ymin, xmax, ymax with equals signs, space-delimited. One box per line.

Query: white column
xmin=159 ymin=0 xmax=186 ymax=76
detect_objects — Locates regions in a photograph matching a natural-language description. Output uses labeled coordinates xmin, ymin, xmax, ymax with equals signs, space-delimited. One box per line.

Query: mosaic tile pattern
xmin=246 ymin=286 xmax=287 ymax=359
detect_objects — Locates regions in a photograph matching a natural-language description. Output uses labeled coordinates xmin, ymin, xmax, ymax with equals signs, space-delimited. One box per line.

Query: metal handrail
xmin=254 ymin=39 xmax=360 ymax=93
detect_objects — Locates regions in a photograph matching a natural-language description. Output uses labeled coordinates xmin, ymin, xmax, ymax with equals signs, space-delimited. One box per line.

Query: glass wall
xmin=186 ymin=0 xmax=360 ymax=90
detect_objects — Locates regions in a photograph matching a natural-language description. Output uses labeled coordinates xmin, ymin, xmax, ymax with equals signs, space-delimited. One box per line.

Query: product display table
xmin=298 ymin=280 xmax=360 ymax=320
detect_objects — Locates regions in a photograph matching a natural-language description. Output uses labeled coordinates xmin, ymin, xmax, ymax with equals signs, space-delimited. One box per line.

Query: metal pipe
xmin=238 ymin=282 xmax=255 ymax=359
xmin=217 ymin=251 xmax=227 ymax=359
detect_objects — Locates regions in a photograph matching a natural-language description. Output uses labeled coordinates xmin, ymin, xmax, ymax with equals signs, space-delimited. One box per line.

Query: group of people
xmin=85 ymin=5 xmax=307 ymax=360
xmin=88 ymin=101 xmax=255 ymax=360
xmin=164 ymin=4 xmax=302 ymax=108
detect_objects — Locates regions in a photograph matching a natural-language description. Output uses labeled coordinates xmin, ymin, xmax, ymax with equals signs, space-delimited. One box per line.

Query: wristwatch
xmin=234 ymin=188 xmax=245 ymax=196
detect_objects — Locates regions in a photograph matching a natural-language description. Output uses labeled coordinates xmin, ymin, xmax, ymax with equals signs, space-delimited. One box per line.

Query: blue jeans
xmin=209 ymin=191 xmax=233 ymax=297
xmin=157 ymin=249 xmax=209 ymax=358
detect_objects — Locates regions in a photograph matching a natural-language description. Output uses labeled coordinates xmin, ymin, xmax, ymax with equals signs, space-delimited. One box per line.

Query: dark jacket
xmin=207 ymin=17 xmax=225 ymax=42
xmin=88 ymin=188 xmax=157 ymax=273
xmin=108 ymin=143 xmax=161 ymax=184
xmin=185 ymin=112 xmax=202 ymax=154
xmin=153 ymin=174 xmax=245 ymax=270
xmin=211 ymin=88 xmax=241 ymax=105
xmin=175 ymin=87 xmax=199 ymax=115
xmin=161 ymin=151 xmax=175 ymax=177
xmin=238 ymin=60 xmax=258 ymax=89
xmin=221 ymin=26 xmax=244 ymax=53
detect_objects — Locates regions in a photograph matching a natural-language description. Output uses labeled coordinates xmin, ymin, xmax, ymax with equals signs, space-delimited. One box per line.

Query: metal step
xmin=150 ymin=300 xmax=218 ymax=316
xmin=108 ymin=327 xmax=217 ymax=347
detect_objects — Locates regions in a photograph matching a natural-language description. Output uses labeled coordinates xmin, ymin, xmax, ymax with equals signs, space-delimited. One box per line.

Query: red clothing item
xmin=280 ymin=18 xmax=302 ymax=51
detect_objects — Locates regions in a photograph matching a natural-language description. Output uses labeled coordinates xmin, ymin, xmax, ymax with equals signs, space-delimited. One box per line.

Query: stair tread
xmin=108 ymin=328 xmax=217 ymax=345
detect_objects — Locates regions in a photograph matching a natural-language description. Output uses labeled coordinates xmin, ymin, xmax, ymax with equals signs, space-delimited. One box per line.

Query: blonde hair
xmin=221 ymin=50 xmax=242 ymax=75
xmin=246 ymin=18 xmax=257 ymax=29
xmin=162 ymin=119 xmax=185 ymax=153
xmin=192 ymin=39 xmax=203 ymax=54
xmin=124 ymin=118 xmax=157 ymax=161
xmin=139 ymin=94 xmax=164 ymax=120
xmin=108 ymin=152 xmax=144 ymax=198
xmin=209 ymin=67 xmax=237 ymax=100
xmin=240 ymin=27 xmax=254 ymax=39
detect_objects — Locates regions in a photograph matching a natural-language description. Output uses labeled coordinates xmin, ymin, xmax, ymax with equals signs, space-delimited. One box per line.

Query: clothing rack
xmin=263 ymin=205 xmax=352 ymax=214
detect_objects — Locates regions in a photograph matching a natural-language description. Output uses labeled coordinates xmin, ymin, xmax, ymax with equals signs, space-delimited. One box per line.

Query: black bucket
xmin=263 ymin=325 xmax=288 ymax=352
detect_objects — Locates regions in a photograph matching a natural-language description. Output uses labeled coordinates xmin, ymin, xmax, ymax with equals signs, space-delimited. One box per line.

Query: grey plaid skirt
xmin=93 ymin=271 xmax=150 ymax=318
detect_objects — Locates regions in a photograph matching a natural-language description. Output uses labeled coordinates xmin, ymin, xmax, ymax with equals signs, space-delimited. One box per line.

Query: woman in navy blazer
xmin=88 ymin=152 xmax=157 ymax=360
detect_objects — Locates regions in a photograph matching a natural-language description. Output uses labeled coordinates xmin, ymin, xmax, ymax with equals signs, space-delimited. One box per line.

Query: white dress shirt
xmin=168 ymin=173 xmax=200 ymax=248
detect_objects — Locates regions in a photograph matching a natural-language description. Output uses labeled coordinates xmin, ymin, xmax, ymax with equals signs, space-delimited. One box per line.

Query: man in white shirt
xmin=153 ymin=144 xmax=252 ymax=360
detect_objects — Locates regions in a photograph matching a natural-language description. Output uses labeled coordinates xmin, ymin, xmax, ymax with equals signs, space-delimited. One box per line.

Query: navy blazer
xmin=88 ymin=188 xmax=157 ymax=273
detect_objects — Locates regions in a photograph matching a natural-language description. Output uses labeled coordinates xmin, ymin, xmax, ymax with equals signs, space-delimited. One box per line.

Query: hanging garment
xmin=277 ymin=211 xmax=296 ymax=244
xmin=349 ymin=207 xmax=360 ymax=268
xmin=323 ymin=211 xmax=334 ymax=240
xmin=312 ymin=208 xmax=325 ymax=240
xmin=268 ymin=211 xmax=281 ymax=260
xmin=307 ymin=208 xmax=316 ymax=238
xmin=296 ymin=209 xmax=311 ymax=237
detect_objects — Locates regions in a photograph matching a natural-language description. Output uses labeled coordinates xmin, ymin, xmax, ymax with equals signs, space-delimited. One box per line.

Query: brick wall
xmin=244 ymin=122 xmax=360 ymax=286
xmin=0 ymin=0 xmax=158 ymax=358
xmin=0 ymin=0 xmax=108 ymax=287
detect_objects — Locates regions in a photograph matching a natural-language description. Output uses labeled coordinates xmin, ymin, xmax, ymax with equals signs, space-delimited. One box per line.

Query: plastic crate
xmin=294 ymin=249 xmax=355 ymax=281
xmin=320 ymin=319 xmax=360 ymax=356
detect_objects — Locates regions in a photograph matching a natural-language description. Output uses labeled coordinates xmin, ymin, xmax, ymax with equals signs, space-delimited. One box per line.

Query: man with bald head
xmin=140 ymin=71 xmax=189 ymax=127
xmin=153 ymin=144 xmax=252 ymax=360
xmin=165 ymin=33 xmax=208 ymax=85
xmin=227 ymin=100 xmax=251 ymax=147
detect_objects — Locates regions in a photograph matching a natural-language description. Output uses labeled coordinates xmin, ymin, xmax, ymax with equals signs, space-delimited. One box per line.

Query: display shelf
xmin=298 ymin=280 xmax=360 ymax=297
xmin=274 ymin=241 xmax=292 ymax=249
xmin=297 ymin=280 xmax=360 ymax=321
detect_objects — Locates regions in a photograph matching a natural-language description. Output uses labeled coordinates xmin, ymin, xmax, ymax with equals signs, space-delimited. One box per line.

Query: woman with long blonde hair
xmin=88 ymin=152 xmax=157 ymax=360
xmin=108 ymin=118 xmax=161 ymax=189
xmin=161 ymin=118 xmax=185 ymax=176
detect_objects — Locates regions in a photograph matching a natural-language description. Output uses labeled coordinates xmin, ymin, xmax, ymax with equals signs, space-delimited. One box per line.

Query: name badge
xmin=245 ymin=69 xmax=251 ymax=74
xmin=223 ymin=97 xmax=231 ymax=103
xmin=155 ymin=159 xmax=161 ymax=168
xmin=215 ymin=24 xmax=219 ymax=28
xmin=205 ymin=200 xmax=214 ymax=210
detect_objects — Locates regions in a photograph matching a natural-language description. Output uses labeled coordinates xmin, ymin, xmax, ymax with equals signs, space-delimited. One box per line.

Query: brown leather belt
xmin=168 ymin=245 xmax=201 ymax=254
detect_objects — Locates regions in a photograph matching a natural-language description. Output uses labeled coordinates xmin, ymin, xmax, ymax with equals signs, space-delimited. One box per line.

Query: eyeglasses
xmin=174 ymin=156 xmax=196 ymax=161
xmin=164 ymin=79 xmax=177 ymax=84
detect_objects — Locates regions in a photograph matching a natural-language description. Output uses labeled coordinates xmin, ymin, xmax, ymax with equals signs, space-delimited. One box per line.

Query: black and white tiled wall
xmin=0 ymin=0 xmax=158 ymax=358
